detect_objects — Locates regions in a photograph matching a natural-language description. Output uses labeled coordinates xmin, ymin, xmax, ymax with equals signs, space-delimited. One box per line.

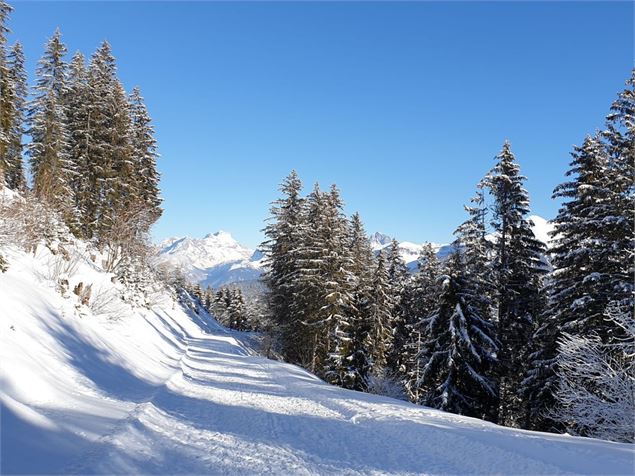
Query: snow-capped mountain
xmin=157 ymin=216 xmax=553 ymax=288
xmin=156 ymin=231 xmax=263 ymax=288
xmin=370 ymin=214 xmax=553 ymax=270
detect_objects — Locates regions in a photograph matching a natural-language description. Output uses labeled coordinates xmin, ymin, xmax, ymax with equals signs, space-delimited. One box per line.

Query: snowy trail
xmin=1 ymin=246 xmax=634 ymax=475
xmin=62 ymin=327 xmax=634 ymax=475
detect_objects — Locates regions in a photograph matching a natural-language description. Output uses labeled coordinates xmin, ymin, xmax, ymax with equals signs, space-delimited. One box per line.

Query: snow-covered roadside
xmin=1 ymin=246 xmax=633 ymax=475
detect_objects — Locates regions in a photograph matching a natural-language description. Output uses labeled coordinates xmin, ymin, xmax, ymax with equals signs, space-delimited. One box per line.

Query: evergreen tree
xmin=319 ymin=185 xmax=356 ymax=385
xmin=346 ymin=212 xmax=375 ymax=390
xmin=403 ymin=244 xmax=441 ymax=403
xmin=0 ymin=0 xmax=12 ymax=179
xmin=385 ymin=239 xmax=409 ymax=375
xmin=129 ymin=86 xmax=162 ymax=226
xmin=261 ymin=171 xmax=307 ymax=364
xmin=482 ymin=141 xmax=546 ymax=427
xmin=27 ymin=29 xmax=77 ymax=226
xmin=65 ymin=51 xmax=91 ymax=228
xmin=364 ymin=251 xmax=394 ymax=377
xmin=4 ymin=41 xmax=26 ymax=190
xmin=417 ymin=253 xmax=499 ymax=420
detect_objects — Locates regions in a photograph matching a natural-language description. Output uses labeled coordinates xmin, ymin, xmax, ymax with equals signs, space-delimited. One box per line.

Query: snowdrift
xmin=1 ymin=245 xmax=633 ymax=475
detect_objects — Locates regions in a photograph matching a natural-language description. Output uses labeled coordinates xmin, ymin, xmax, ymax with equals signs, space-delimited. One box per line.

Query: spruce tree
xmin=0 ymin=0 xmax=12 ymax=178
xmin=417 ymin=253 xmax=499 ymax=420
xmin=319 ymin=185 xmax=356 ymax=385
xmin=482 ymin=141 xmax=546 ymax=427
xmin=262 ymin=171 xmax=307 ymax=363
xmin=4 ymin=41 xmax=26 ymax=190
xmin=129 ymin=86 xmax=162 ymax=226
xmin=346 ymin=212 xmax=375 ymax=390
xmin=27 ymin=29 xmax=77 ymax=226
xmin=385 ymin=239 xmax=409 ymax=376
xmin=403 ymin=244 xmax=441 ymax=403
xmin=364 ymin=251 xmax=394 ymax=377
xmin=65 ymin=51 xmax=91 ymax=229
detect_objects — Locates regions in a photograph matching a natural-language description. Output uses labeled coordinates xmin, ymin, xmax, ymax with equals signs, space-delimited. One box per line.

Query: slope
xmin=1 ymin=247 xmax=633 ymax=475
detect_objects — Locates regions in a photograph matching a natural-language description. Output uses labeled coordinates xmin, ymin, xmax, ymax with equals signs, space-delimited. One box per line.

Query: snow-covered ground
xmin=1 ymin=246 xmax=633 ymax=475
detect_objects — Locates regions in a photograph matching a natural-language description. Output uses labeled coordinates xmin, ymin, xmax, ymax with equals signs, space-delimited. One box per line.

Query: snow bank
xmin=1 ymin=245 xmax=633 ymax=475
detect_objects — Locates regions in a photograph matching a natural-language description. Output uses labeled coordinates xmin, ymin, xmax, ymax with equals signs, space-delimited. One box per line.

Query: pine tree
xmin=27 ymin=29 xmax=77 ymax=226
xmin=81 ymin=41 xmax=136 ymax=240
xmin=318 ymin=185 xmax=356 ymax=385
xmin=364 ymin=251 xmax=394 ymax=377
xmin=385 ymin=239 xmax=409 ymax=376
xmin=482 ymin=141 xmax=546 ymax=427
xmin=417 ymin=253 xmax=499 ymax=420
xmin=403 ymin=244 xmax=441 ymax=403
xmin=129 ymin=86 xmax=162 ymax=226
xmin=4 ymin=41 xmax=26 ymax=190
xmin=346 ymin=212 xmax=375 ymax=390
xmin=261 ymin=170 xmax=308 ymax=364
xmin=65 ymin=51 xmax=91 ymax=230
xmin=603 ymin=69 xmax=635 ymax=313
xmin=0 ymin=0 xmax=12 ymax=179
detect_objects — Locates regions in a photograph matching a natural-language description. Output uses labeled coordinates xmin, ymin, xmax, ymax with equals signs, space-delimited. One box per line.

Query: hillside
xmin=1 ymin=244 xmax=632 ymax=475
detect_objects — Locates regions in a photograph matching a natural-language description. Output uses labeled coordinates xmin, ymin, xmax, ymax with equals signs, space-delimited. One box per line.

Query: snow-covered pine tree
xmin=450 ymin=189 xmax=500 ymax=420
xmin=27 ymin=29 xmax=77 ymax=227
xmin=129 ymin=86 xmax=162 ymax=227
xmin=416 ymin=252 xmax=499 ymax=420
xmin=64 ymin=51 xmax=91 ymax=232
xmin=261 ymin=171 xmax=308 ymax=364
xmin=364 ymin=251 xmax=394 ymax=379
xmin=603 ymin=69 xmax=634 ymax=313
xmin=346 ymin=212 xmax=375 ymax=390
xmin=4 ymin=41 xmax=26 ymax=190
xmin=0 ymin=0 xmax=12 ymax=180
xmin=522 ymin=136 xmax=611 ymax=431
xmin=482 ymin=141 xmax=547 ymax=427
xmin=319 ymin=185 xmax=356 ymax=386
xmin=402 ymin=243 xmax=442 ymax=403
xmin=385 ymin=238 xmax=409 ymax=376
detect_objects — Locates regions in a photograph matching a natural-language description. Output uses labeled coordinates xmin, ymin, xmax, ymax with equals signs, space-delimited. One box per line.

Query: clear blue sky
xmin=10 ymin=1 xmax=634 ymax=248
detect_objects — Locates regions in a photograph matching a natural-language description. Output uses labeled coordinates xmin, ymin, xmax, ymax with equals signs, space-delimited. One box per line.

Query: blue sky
xmin=10 ymin=1 xmax=634 ymax=248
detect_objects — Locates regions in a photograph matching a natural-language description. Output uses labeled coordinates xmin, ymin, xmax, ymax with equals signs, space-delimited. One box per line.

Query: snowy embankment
xmin=1 ymin=247 xmax=633 ymax=475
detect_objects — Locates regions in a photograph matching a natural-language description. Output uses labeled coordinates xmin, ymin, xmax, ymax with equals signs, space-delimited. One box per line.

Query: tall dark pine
xmin=364 ymin=251 xmax=394 ymax=377
xmin=345 ymin=212 xmax=375 ymax=390
xmin=483 ymin=141 xmax=546 ymax=427
xmin=603 ymin=69 xmax=635 ymax=312
xmin=385 ymin=239 xmax=409 ymax=375
xmin=403 ymin=244 xmax=441 ymax=403
xmin=416 ymin=253 xmax=499 ymax=420
xmin=4 ymin=41 xmax=26 ymax=190
xmin=129 ymin=86 xmax=162 ymax=227
xmin=0 ymin=0 xmax=12 ymax=180
xmin=65 ymin=50 xmax=91 ymax=226
xmin=28 ymin=29 xmax=77 ymax=226
xmin=319 ymin=185 xmax=356 ymax=385
xmin=261 ymin=171 xmax=307 ymax=364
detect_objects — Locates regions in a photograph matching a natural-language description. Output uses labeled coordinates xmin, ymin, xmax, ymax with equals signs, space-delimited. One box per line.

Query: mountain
xmin=156 ymin=231 xmax=263 ymax=288
xmin=157 ymin=216 xmax=554 ymax=288
xmin=370 ymin=214 xmax=555 ymax=270
xmin=1 ymin=243 xmax=632 ymax=474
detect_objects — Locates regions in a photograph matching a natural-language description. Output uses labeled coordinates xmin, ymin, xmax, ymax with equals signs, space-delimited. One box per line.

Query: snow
xmin=155 ymin=231 xmax=263 ymax=288
xmin=1 ymin=245 xmax=633 ymax=475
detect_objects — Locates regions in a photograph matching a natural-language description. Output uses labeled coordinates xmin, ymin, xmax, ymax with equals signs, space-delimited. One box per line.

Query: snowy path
xmin=60 ymin=327 xmax=634 ymax=475
xmin=1 ymin=247 xmax=634 ymax=475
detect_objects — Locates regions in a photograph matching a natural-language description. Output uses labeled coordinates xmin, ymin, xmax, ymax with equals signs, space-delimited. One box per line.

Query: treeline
xmin=176 ymin=278 xmax=264 ymax=332
xmin=0 ymin=2 xmax=161 ymax=253
xmin=262 ymin=71 xmax=634 ymax=442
